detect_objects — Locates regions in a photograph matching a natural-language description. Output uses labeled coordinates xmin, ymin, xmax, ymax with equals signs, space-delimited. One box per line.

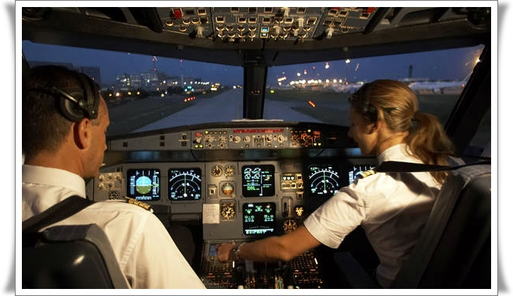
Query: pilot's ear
xmin=369 ymin=120 xmax=381 ymax=133
xmin=73 ymin=118 xmax=93 ymax=149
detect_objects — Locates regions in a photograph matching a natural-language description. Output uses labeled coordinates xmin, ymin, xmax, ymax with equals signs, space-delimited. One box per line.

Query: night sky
xmin=22 ymin=40 xmax=483 ymax=87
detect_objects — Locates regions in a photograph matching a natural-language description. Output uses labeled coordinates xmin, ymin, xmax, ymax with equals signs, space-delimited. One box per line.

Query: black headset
xmin=55 ymin=72 xmax=100 ymax=122
xmin=27 ymin=71 xmax=100 ymax=122
xmin=360 ymin=83 xmax=378 ymax=122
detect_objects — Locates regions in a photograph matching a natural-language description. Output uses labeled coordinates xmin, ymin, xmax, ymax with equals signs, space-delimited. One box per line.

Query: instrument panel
xmin=91 ymin=122 xmax=374 ymax=236
xmin=90 ymin=158 xmax=375 ymax=240
xmin=87 ymin=122 xmax=376 ymax=288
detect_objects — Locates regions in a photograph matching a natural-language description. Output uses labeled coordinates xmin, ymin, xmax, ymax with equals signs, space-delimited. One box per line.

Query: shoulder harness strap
xmin=376 ymin=159 xmax=491 ymax=173
xmin=22 ymin=195 xmax=94 ymax=233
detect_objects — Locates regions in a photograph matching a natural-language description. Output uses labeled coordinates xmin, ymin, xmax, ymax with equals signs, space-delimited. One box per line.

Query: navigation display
xmin=127 ymin=169 xmax=160 ymax=201
xmin=242 ymin=165 xmax=275 ymax=197
xmin=168 ymin=168 xmax=202 ymax=201
xmin=307 ymin=164 xmax=341 ymax=198
xmin=242 ymin=202 xmax=276 ymax=236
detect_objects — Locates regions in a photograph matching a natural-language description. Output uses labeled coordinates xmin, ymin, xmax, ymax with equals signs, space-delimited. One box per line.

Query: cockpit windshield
xmin=23 ymin=40 xmax=244 ymax=136
xmin=23 ymin=41 xmax=486 ymax=144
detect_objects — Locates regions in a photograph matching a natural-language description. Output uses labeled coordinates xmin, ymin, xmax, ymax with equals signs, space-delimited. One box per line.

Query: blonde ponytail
xmin=407 ymin=111 xmax=455 ymax=183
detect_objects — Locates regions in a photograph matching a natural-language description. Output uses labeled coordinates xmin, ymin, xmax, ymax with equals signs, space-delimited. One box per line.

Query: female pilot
xmin=216 ymin=79 xmax=455 ymax=288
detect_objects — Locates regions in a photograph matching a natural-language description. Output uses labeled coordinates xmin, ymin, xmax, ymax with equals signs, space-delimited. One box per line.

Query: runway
xmin=135 ymin=88 xmax=322 ymax=132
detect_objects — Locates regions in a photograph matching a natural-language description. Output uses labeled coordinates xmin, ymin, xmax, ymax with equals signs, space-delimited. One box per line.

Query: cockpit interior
xmin=20 ymin=4 xmax=494 ymax=290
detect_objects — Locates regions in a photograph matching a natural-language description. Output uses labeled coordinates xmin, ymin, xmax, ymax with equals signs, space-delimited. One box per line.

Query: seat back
xmin=23 ymin=224 xmax=130 ymax=289
xmin=391 ymin=164 xmax=491 ymax=288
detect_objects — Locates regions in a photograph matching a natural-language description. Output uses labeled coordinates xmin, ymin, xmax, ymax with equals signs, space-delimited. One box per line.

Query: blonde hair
xmin=349 ymin=79 xmax=455 ymax=184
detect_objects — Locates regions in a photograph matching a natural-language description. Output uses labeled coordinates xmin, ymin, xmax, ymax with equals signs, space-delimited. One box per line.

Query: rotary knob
xmin=283 ymin=219 xmax=297 ymax=233
xmin=211 ymin=165 xmax=223 ymax=177
xmin=221 ymin=203 xmax=236 ymax=220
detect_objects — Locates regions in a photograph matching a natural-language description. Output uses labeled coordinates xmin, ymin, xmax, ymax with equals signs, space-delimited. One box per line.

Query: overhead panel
xmin=155 ymin=7 xmax=377 ymax=43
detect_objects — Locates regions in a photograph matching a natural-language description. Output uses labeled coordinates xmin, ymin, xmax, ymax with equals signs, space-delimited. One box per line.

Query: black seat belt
xmin=376 ymin=159 xmax=491 ymax=173
xmin=22 ymin=195 xmax=95 ymax=233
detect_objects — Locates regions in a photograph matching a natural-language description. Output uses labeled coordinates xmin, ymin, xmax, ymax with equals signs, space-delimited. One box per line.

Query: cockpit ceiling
xmin=22 ymin=7 xmax=491 ymax=66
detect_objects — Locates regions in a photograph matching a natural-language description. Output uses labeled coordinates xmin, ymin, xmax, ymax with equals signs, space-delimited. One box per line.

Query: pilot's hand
xmin=216 ymin=242 xmax=236 ymax=262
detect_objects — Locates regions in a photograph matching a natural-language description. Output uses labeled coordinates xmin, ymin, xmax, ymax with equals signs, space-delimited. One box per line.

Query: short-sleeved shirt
xmin=303 ymin=144 xmax=441 ymax=287
xmin=22 ymin=165 xmax=206 ymax=289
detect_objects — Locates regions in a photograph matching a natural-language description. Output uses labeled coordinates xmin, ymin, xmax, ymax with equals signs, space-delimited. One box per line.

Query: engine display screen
xmin=127 ymin=169 xmax=160 ymax=201
xmin=168 ymin=168 xmax=202 ymax=201
xmin=242 ymin=202 xmax=276 ymax=236
xmin=307 ymin=164 xmax=341 ymax=198
xmin=242 ymin=165 xmax=275 ymax=197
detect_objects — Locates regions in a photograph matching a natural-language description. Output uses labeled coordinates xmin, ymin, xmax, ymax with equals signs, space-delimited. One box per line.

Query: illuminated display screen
xmin=127 ymin=169 xmax=160 ymax=201
xmin=242 ymin=202 xmax=276 ymax=236
xmin=349 ymin=165 xmax=374 ymax=184
xmin=242 ymin=165 xmax=275 ymax=197
xmin=308 ymin=164 xmax=341 ymax=198
xmin=209 ymin=243 xmax=217 ymax=257
xmin=168 ymin=168 xmax=202 ymax=201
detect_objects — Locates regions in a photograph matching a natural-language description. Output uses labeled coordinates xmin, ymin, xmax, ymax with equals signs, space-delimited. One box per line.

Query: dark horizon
xmin=22 ymin=40 xmax=483 ymax=87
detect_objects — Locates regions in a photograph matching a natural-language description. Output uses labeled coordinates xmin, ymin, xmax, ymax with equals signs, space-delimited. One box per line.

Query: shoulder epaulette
xmin=124 ymin=196 xmax=154 ymax=213
xmin=356 ymin=168 xmax=376 ymax=180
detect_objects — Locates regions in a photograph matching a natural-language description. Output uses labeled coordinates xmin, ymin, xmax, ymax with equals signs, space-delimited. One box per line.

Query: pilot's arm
xmin=216 ymin=225 xmax=321 ymax=262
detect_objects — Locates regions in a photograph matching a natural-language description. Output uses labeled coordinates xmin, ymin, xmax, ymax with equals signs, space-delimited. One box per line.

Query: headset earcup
xmin=59 ymin=91 xmax=86 ymax=122
xmin=76 ymin=73 xmax=99 ymax=119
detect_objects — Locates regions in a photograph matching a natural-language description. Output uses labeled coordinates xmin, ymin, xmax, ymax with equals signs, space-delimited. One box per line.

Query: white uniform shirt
xmin=22 ymin=165 xmax=206 ymax=289
xmin=303 ymin=144 xmax=441 ymax=287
